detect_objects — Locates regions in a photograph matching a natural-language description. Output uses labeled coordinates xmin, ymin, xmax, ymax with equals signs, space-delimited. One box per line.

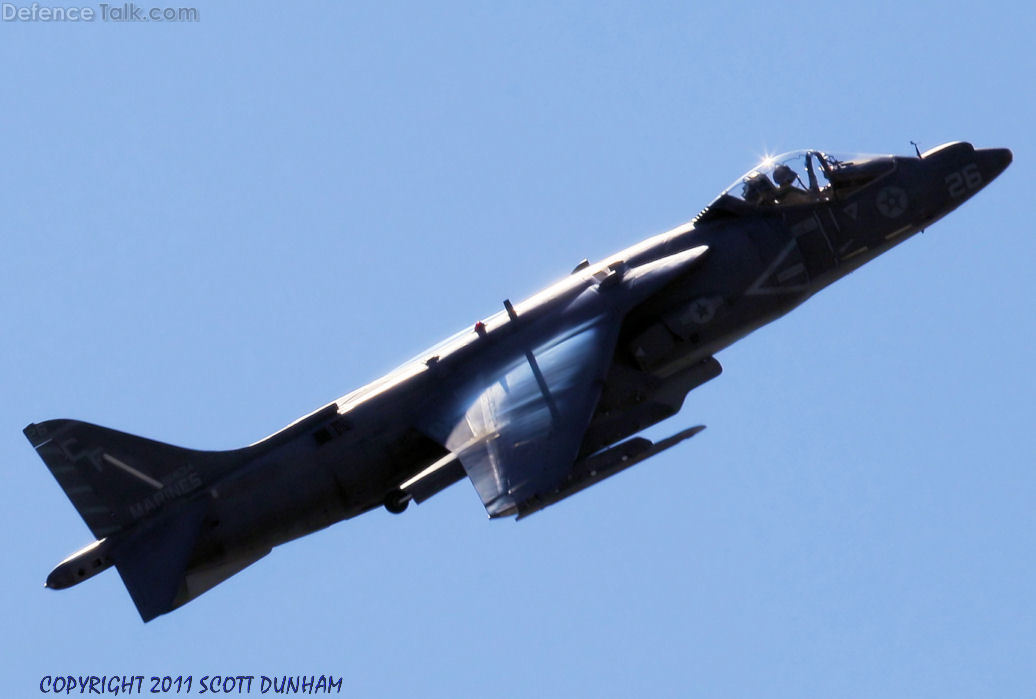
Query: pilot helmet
xmin=741 ymin=171 xmax=775 ymax=204
xmin=741 ymin=172 xmax=764 ymax=197
xmin=773 ymin=164 xmax=797 ymax=187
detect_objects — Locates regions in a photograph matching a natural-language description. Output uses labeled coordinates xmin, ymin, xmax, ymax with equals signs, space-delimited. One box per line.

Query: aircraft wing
xmin=416 ymin=245 xmax=710 ymax=518
xmin=426 ymin=318 xmax=618 ymax=517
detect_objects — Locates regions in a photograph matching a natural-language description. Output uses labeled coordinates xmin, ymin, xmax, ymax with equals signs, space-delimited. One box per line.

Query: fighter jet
xmin=25 ymin=141 xmax=1011 ymax=621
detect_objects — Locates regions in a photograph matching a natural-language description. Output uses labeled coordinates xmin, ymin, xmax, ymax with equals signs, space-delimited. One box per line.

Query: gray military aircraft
xmin=25 ymin=141 xmax=1010 ymax=621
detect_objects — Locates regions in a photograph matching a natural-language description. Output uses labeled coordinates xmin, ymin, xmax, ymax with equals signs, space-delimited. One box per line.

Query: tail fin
xmin=28 ymin=409 xmax=337 ymax=621
xmin=24 ymin=419 xmax=244 ymax=539
xmin=26 ymin=419 xmax=260 ymax=621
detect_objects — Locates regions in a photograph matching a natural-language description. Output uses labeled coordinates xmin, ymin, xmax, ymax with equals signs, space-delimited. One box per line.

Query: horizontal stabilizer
xmin=114 ymin=501 xmax=208 ymax=622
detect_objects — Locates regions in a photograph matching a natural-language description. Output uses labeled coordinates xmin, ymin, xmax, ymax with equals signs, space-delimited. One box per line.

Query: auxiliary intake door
xmin=785 ymin=209 xmax=838 ymax=279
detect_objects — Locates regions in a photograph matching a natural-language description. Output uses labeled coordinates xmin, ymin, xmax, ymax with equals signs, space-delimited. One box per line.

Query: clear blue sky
xmin=2 ymin=2 xmax=1032 ymax=697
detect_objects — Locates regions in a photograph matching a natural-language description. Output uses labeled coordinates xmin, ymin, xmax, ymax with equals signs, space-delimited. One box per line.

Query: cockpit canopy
xmin=697 ymin=150 xmax=894 ymax=220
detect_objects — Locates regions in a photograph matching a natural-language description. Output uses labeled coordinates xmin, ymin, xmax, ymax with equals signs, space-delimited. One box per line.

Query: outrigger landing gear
xmin=383 ymin=490 xmax=411 ymax=514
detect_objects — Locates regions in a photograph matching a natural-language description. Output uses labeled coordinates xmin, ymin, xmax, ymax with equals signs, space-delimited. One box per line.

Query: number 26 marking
xmin=945 ymin=163 xmax=982 ymax=198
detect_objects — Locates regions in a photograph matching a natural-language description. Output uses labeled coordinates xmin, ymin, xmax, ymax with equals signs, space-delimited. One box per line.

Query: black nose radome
xmin=975 ymin=147 xmax=1013 ymax=181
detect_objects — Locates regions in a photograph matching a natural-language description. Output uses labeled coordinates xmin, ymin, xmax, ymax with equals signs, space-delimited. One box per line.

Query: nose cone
xmin=912 ymin=142 xmax=1012 ymax=226
xmin=921 ymin=141 xmax=1012 ymax=185
xmin=975 ymin=147 xmax=1013 ymax=182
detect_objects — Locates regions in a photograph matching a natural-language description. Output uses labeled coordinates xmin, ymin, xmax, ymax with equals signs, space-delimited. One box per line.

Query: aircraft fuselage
xmin=28 ymin=141 xmax=1010 ymax=620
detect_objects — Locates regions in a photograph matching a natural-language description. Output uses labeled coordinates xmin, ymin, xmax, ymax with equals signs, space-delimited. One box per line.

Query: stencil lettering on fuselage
xmin=127 ymin=465 xmax=204 ymax=519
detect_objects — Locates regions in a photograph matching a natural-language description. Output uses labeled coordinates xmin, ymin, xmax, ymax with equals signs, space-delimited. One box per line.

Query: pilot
xmin=773 ymin=164 xmax=812 ymax=205
xmin=741 ymin=171 xmax=777 ymax=206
